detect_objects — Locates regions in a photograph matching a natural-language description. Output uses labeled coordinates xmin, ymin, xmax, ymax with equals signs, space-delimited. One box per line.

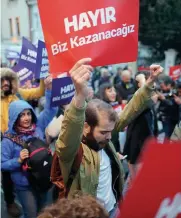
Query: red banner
xmin=119 ymin=139 xmax=181 ymax=218
xmin=138 ymin=66 xmax=150 ymax=72
xmin=38 ymin=0 xmax=139 ymax=76
xmin=169 ymin=65 xmax=181 ymax=81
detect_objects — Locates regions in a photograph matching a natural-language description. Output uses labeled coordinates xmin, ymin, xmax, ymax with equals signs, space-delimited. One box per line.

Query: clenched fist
xmin=146 ymin=64 xmax=164 ymax=86
xmin=69 ymin=58 xmax=93 ymax=107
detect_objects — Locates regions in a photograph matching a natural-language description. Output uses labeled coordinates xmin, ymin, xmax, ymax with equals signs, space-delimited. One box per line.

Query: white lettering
xmin=27 ymin=49 xmax=37 ymax=58
xmin=51 ymin=42 xmax=68 ymax=55
xmin=42 ymin=58 xmax=49 ymax=65
xmin=85 ymin=35 xmax=92 ymax=44
xmin=41 ymin=65 xmax=49 ymax=71
xmin=105 ymin=7 xmax=116 ymax=23
xmin=64 ymin=15 xmax=78 ymax=34
xmin=64 ymin=7 xmax=116 ymax=34
xmin=60 ymin=84 xmax=74 ymax=94
xmin=51 ymin=44 xmax=59 ymax=55
xmin=100 ymin=8 xmax=106 ymax=24
xmin=155 ymin=193 xmax=181 ymax=218
xmin=122 ymin=24 xmax=128 ymax=37
xmin=88 ymin=9 xmax=100 ymax=26
xmin=111 ymin=29 xmax=117 ymax=37
xmin=70 ymin=36 xmax=79 ymax=48
xmin=79 ymin=12 xmax=91 ymax=30
xmin=42 ymin=48 xmax=47 ymax=57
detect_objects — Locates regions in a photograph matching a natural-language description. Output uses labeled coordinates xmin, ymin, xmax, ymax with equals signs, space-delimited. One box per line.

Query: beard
xmin=82 ymin=129 xmax=109 ymax=152
xmin=2 ymin=83 xmax=12 ymax=96
xmin=3 ymin=89 xmax=12 ymax=96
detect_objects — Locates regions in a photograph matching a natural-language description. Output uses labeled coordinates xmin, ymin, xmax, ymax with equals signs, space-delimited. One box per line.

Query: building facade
xmin=1 ymin=0 xmax=31 ymax=64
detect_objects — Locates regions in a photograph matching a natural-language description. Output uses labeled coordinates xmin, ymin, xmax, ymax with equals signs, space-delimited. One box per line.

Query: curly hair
xmin=38 ymin=195 xmax=109 ymax=218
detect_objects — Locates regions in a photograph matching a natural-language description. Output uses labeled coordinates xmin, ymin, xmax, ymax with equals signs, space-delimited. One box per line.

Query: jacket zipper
xmin=30 ymin=147 xmax=46 ymax=158
xmin=113 ymin=173 xmax=119 ymax=202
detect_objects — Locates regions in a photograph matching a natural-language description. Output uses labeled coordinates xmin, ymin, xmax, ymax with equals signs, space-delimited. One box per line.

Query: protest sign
xmin=119 ymin=139 xmax=181 ymax=218
xmin=169 ymin=65 xmax=181 ymax=81
xmin=12 ymin=37 xmax=37 ymax=86
xmin=12 ymin=64 xmax=35 ymax=87
xmin=5 ymin=49 xmax=20 ymax=61
xmin=51 ymin=77 xmax=75 ymax=107
xmin=35 ymin=40 xmax=49 ymax=79
xmin=18 ymin=37 xmax=37 ymax=72
xmin=38 ymin=0 xmax=139 ymax=75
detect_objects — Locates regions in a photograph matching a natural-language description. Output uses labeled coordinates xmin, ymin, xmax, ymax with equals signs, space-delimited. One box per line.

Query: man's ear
xmin=84 ymin=122 xmax=91 ymax=135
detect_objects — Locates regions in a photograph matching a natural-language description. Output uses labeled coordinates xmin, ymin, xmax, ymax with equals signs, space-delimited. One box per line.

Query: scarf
xmin=15 ymin=124 xmax=36 ymax=135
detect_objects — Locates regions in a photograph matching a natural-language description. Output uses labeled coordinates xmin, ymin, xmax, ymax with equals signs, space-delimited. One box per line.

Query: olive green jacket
xmin=56 ymin=84 xmax=154 ymax=200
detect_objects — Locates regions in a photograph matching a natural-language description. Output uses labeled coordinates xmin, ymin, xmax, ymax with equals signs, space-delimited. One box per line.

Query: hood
xmin=0 ymin=68 xmax=19 ymax=97
xmin=8 ymin=100 xmax=37 ymax=134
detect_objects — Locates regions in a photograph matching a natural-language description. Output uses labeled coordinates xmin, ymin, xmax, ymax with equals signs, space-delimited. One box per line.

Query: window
xmin=9 ymin=18 xmax=13 ymax=36
xmin=16 ymin=17 xmax=20 ymax=36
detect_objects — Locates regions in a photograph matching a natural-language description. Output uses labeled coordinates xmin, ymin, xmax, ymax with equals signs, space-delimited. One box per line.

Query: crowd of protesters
xmin=0 ymin=59 xmax=180 ymax=218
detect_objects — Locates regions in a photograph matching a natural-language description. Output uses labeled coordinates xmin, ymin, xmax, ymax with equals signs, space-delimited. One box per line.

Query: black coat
xmin=123 ymin=108 xmax=158 ymax=164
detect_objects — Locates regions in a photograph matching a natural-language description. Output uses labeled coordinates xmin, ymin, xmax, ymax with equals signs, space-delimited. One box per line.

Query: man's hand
xmin=69 ymin=58 xmax=93 ymax=108
xmin=44 ymin=75 xmax=52 ymax=90
xmin=174 ymin=94 xmax=181 ymax=105
xmin=157 ymin=92 xmax=166 ymax=101
xmin=147 ymin=64 xmax=164 ymax=86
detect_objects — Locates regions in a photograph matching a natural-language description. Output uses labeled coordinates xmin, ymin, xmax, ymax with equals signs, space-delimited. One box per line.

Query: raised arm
xmin=115 ymin=64 xmax=164 ymax=131
xmin=37 ymin=76 xmax=58 ymax=134
xmin=19 ymin=79 xmax=45 ymax=100
xmin=56 ymin=58 xmax=93 ymax=162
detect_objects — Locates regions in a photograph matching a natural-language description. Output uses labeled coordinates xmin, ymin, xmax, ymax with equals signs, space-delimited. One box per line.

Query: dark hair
xmin=176 ymin=82 xmax=181 ymax=89
xmin=98 ymin=82 xmax=114 ymax=103
xmin=85 ymin=99 xmax=117 ymax=127
xmin=14 ymin=109 xmax=36 ymax=130
xmin=38 ymin=195 xmax=109 ymax=218
xmin=160 ymin=76 xmax=174 ymax=86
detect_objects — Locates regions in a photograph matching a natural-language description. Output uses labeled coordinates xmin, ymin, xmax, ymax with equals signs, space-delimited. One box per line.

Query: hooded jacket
xmin=1 ymin=90 xmax=57 ymax=190
xmin=0 ymin=68 xmax=45 ymax=133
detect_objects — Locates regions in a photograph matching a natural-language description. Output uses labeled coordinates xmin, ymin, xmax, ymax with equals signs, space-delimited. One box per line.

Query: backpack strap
xmin=3 ymin=133 xmax=26 ymax=148
xmin=65 ymin=145 xmax=83 ymax=197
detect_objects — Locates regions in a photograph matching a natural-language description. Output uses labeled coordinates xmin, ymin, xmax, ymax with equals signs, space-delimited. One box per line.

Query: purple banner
xmin=51 ymin=77 xmax=75 ymax=107
xmin=18 ymin=37 xmax=37 ymax=72
xmin=12 ymin=37 xmax=37 ymax=86
xmin=35 ymin=40 xmax=49 ymax=79
xmin=5 ymin=49 xmax=20 ymax=61
xmin=12 ymin=64 xmax=35 ymax=87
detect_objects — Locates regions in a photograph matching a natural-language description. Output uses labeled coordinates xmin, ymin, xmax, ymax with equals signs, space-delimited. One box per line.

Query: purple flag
xmin=12 ymin=37 xmax=37 ymax=86
xmin=35 ymin=40 xmax=49 ymax=79
xmin=5 ymin=49 xmax=20 ymax=61
xmin=12 ymin=64 xmax=35 ymax=87
xmin=51 ymin=77 xmax=75 ymax=107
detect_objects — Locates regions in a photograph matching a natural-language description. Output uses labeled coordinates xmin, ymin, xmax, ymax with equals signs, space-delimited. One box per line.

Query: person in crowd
xmin=98 ymin=83 xmax=124 ymax=116
xmin=1 ymin=76 xmax=57 ymax=218
xmin=0 ymin=68 xmax=46 ymax=217
xmin=55 ymin=58 xmax=163 ymax=217
xmin=38 ymin=194 xmax=109 ymax=218
xmin=113 ymin=67 xmax=122 ymax=86
xmin=99 ymin=67 xmax=111 ymax=86
xmin=97 ymin=82 xmax=124 ymax=154
xmin=115 ymin=70 xmax=137 ymax=101
xmin=123 ymin=72 xmax=158 ymax=186
xmin=0 ymin=68 xmax=45 ymax=133
xmin=157 ymin=76 xmax=180 ymax=138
